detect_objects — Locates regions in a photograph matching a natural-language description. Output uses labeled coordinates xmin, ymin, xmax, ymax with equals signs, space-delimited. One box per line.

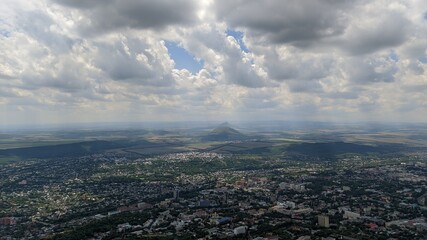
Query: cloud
xmin=19 ymin=10 xmax=75 ymax=53
xmin=221 ymin=42 xmax=266 ymax=88
xmin=214 ymin=0 xmax=420 ymax=56
xmin=214 ymin=0 xmax=355 ymax=47
xmin=340 ymin=9 xmax=411 ymax=55
xmin=1 ymin=0 xmax=427 ymax=125
xmin=51 ymin=0 xmax=201 ymax=35
xmin=239 ymin=88 xmax=279 ymax=109
xmin=263 ymin=46 xmax=334 ymax=81
xmin=344 ymin=55 xmax=398 ymax=83
xmin=175 ymin=24 xmax=267 ymax=88
xmin=93 ymin=37 xmax=175 ymax=86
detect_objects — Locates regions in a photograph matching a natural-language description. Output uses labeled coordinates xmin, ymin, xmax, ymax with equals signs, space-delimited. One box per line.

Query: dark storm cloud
xmin=214 ymin=0 xmax=356 ymax=46
xmin=52 ymin=0 xmax=200 ymax=34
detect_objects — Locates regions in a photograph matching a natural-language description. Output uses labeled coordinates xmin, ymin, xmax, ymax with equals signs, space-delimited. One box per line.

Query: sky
xmin=0 ymin=0 xmax=427 ymax=126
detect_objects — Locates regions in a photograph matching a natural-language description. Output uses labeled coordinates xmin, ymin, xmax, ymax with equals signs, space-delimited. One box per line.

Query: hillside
xmin=202 ymin=126 xmax=246 ymax=141
xmin=0 ymin=140 xmax=125 ymax=159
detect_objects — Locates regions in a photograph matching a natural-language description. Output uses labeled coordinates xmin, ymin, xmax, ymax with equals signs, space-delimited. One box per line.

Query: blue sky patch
xmin=419 ymin=56 xmax=427 ymax=64
xmin=389 ymin=51 xmax=399 ymax=62
xmin=165 ymin=41 xmax=203 ymax=74
xmin=226 ymin=29 xmax=249 ymax=53
xmin=424 ymin=12 xmax=427 ymax=20
xmin=0 ymin=29 xmax=10 ymax=37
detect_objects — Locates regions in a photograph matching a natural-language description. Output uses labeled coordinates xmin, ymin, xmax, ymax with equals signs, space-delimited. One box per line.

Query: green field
xmin=0 ymin=140 xmax=83 ymax=150
xmin=1 ymin=126 xmax=427 ymax=165
xmin=0 ymin=156 xmax=22 ymax=165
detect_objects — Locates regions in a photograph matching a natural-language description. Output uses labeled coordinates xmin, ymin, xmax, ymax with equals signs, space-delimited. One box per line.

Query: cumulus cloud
xmin=340 ymin=7 xmax=411 ymax=55
xmin=220 ymin=36 xmax=266 ymax=88
xmin=93 ymin=37 xmax=175 ymax=86
xmin=213 ymin=0 xmax=424 ymax=56
xmin=344 ymin=55 xmax=399 ymax=83
xmin=51 ymin=0 xmax=201 ymax=35
xmin=214 ymin=0 xmax=355 ymax=47
xmin=174 ymin=24 xmax=267 ymax=88
xmin=266 ymin=52 xmax=333 ymax=81
xmin=1 ymin=0 xmax=427 ymax=125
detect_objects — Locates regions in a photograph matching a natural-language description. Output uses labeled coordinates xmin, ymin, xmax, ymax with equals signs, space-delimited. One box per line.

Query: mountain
xmin=202 ymin=126 xmax=246 ymax=141
xmin=217 ymin=122 xmax=232 ymax=128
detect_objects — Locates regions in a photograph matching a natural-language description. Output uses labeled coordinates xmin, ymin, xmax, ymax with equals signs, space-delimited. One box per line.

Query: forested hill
xmin=0 ymin=141 xmax=123 ymax=159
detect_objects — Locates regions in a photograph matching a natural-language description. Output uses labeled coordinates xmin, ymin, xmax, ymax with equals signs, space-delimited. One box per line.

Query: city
xmin=2 ymin=0 xmax=427 ymax=239
xmin=1 ymin=125 xmax=426 ymax=239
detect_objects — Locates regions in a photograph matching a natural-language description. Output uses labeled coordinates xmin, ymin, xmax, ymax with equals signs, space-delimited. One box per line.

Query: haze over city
xmin=1 ymin=0 xmax=427 ymax=126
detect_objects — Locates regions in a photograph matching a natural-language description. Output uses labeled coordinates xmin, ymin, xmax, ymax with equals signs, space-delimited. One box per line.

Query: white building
xmin=343 ymin=210 xmax=361 ymax=220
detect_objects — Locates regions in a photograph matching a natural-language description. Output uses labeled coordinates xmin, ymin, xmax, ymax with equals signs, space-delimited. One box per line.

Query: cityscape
xmin=0 ymin=123 xmax=427 ymax=239
xmin=1 ymin=0 xmax=427 ymax=239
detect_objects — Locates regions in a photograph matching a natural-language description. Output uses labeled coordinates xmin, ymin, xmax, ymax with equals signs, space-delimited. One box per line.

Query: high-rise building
xmin=318 ymin=215 xmax=330 ymax=228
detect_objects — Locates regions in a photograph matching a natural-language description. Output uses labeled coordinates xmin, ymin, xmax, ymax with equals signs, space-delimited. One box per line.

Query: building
xmin=234 ymin=226 xmax=248 ymax=236
xmin=173 ymin=188 xmax=180 ymax=200
xmin=318 ymin=215 xmax=330 ymax=228
xmin=343 ymin=210 xmax=361 ymax=220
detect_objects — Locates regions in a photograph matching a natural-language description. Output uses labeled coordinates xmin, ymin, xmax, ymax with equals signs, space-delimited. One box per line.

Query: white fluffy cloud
xmin=1 ymin=0 xmax=427 ymax=125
